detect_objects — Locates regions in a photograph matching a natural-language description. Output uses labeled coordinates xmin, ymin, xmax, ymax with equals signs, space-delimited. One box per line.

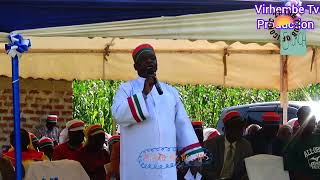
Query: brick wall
xmin=0 ymin=76 xmax=73 ymax=147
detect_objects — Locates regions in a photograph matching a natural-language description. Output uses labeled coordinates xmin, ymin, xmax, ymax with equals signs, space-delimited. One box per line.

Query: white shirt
xmin=111 ymin=77 xmax=204 ymax=180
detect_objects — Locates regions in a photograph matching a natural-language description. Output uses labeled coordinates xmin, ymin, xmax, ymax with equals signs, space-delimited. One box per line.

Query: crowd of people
xmin=199 ymin=107 xmax=320 ymax=180
xmin=0 ymin=115 xmax=121 ymax=180
xmin=0 ymin=43 xmax=320 ymax=180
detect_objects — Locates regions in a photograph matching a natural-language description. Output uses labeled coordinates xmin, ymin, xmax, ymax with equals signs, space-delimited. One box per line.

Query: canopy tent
xmin=2 ymin=1 xmax=320 ymax=179
xmin=1 ymin=37 xmax=319 ymax=90
xmin=1 ymin=1 xmax=320 ymax=44
xmin=1 ymin=0 xmax=286 ymax=33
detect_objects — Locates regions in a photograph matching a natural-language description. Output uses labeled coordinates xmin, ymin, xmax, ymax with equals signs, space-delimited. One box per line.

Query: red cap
xmin=47 ymin=115 xmax=58 ymax=124
xmin=223 ymin=111 xmax=241 ymax=124
xmin=132 ymin=44 xmax=155 ymax=62
xmin=207 ymin=130 xmax=220 ymax=140
xmin=39 ymin=137 xmax=54 ymax=148
xmin=262 ymin=112 xmax=281 ymax=122
xmin=192 ymin=121 xmax=203 ymax=126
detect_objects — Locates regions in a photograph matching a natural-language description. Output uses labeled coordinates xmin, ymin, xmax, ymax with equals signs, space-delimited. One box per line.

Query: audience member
xmin=59 ymin=127 xmax=69 ymax=144
xmin=202 ymin=111 xmax=253 ymax=180
xmin=284 ymin=106 xmax=319 ymax=180
xmin=39 ymin=137 xmax=54 ymax=160
xmin=287 ymin=118 xmax=300 ymax=135
xmin=80 ymin=125 xmax=110 ymax=180
xmin=0 ymin=156 xmax=15 ymax=180
xmin=52 ymin=120 xmax=85 ymax=161
xmin=191 ymin=121 xmax=204 ymax=144
xmin=272 ymin=125 xmax=292 ymax=156
xmin=247 ymin=112 xmax=280 ymax=155
xmin=29 ymin=132 xmax=39 ymax=151
xmin=34 ymin=114 xmax=60 ymax=145
xmin=277 ymin=125 xmax=293 ymax=141
xmin=104 ymin=132 xmax=112 ymax=152
xmin=106 ymin=135 xmax=120 ymax=180
xmin=203 ymin=128 xmax=220 ymax=142
xmin=244 ymin=124 xmax=261 ymax=136
xmin=3 ymin=129 xmax=46 ymax=177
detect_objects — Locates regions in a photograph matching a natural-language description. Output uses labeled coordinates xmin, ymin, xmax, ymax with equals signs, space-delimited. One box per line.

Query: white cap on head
xmin=47 ymin=114 xmax=58 ymax=123
xmin=66 ymin=119 xmax=85 ymax=132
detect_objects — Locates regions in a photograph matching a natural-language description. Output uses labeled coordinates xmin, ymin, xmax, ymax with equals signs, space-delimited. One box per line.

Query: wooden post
xmin=280 ymin=55 xmax=289 ymax=124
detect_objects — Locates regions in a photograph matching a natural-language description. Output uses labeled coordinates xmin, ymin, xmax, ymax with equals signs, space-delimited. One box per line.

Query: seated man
xmin=52 ymin=119 xmax=85 ymax=161
xmin=34 ymin=114 xmax=60 ymax=145
xmin=284 ymin=106 xmax=320 ymax=180
xmin=272 ymin=125 xmax=293 ymax=156
xmin=203 ymin=128 xmax=220 ymax=142
xmin=202 ymin=111 xmax=253 ymax=180
xmin=80 ymin=125 xmax=110 ymax=180
xmin=29 ymin=132 xmax=39 ymax=151
xmin=106 ymin=135 xmax=120 ymax=180
xmin=39 ymin=137 xmax=54 ymax=160
xmin=246 ymin=112 xmax=280 ymax=155
xmin=0 ymin=156 xmax=15 ymax=180
xmin=244 ymin=124 xmax=261 ymax=136
xmin=3 ymin=129 xmax=46 ymax=177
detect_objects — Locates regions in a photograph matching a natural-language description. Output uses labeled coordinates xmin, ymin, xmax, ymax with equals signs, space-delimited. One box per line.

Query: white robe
xmin=112 ymin=77 xmax=204 ymax=180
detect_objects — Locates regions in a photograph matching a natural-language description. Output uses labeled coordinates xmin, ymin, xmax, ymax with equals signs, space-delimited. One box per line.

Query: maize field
xmin=73 ymin=80 xmax=320 ymax=134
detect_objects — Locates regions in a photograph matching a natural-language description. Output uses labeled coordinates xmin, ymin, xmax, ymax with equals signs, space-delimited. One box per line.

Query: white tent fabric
xmin=0 ymin=9 xmax=319 ymax=45
xmin=1 ymin=37 xmax=319 ymax=90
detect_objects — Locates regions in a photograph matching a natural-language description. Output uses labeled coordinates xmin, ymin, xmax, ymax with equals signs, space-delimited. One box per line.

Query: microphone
xmin=153 ymin=76 xmax=163 ymax=95
xmin=147 ymin=70 xmax=163 ymax=95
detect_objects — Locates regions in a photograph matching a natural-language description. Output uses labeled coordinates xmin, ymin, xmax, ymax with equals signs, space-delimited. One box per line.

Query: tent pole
xmin=12 ymin=55 xmax=23 ymax=180
xmin=280 ymin=55 xmax=288 ymax=124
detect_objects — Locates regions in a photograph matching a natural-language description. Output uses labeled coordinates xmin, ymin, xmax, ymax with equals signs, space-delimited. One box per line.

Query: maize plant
xmin=73 ymin=80 xmax=320 ymax=134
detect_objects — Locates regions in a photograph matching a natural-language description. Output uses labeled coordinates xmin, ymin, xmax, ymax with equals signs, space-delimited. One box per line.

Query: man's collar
xmin=137 ymin=76 xmax=146 ymax=82
xmin=224 ymin=136 xmax=236 ymax=147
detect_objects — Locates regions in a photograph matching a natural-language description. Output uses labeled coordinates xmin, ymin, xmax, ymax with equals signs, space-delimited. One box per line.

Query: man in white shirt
xmin=202 ymin=111 xmax=253 ymax=180
xmin=111 ymin=44 xmax=204 ymax=180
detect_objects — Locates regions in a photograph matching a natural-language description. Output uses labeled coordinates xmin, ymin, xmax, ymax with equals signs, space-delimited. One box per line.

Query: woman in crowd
xmin=38 ymin=137 xmax=54 ymax=160
xmin=0 ymin=155 xmax=15 ymax=180
xmin=3 ymin=129 xmax=46 ymax=178
xmin=80 ymin=125 xmax=110 ymax=180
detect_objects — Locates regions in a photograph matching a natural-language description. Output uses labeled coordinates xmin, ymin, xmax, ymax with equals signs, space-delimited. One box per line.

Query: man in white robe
xmin=111 ymin=44 xmax=204 ymax=180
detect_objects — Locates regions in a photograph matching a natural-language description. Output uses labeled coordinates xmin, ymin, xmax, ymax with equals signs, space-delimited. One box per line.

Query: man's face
xmin=68 ymin=130 xmax=84 ymax=146
xmin=40 ymin=146 xmax=54 ymax=159
xmin=134 ymin=52 xmax=157 ymax=78
xmin=225 ymin=121 xmax=244 ymax=143
xmin=46 ymin=123 xmax=56 ymax=131
xmin=88 ymin=133 xmax=105 ymax=151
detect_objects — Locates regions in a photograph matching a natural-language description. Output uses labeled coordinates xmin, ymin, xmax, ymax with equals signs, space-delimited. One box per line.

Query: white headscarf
xmin=59 ymin=127 xmax=69 ymax=144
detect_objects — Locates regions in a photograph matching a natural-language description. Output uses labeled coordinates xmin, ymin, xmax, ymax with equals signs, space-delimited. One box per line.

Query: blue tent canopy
xmin=0 ymin=0 xmax=288 ymax=32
